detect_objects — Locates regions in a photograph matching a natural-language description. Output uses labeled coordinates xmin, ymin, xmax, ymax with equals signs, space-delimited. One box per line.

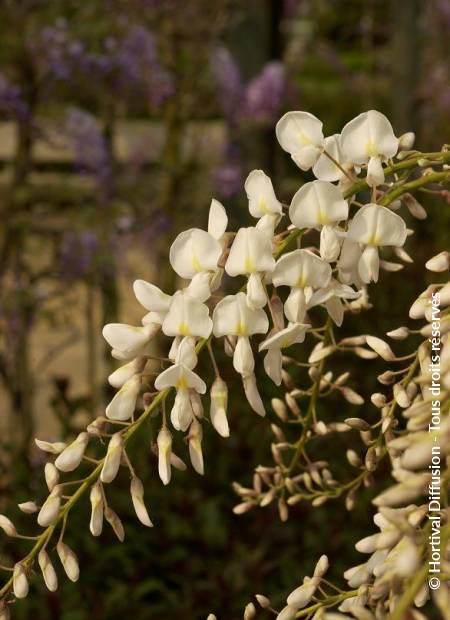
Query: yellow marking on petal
xmin=192 ymin=255 xmax=202 ymax=273
xmin=244 ymin=257 xmax=256 ymax=273
xmin=176 ymin=377 xmax=188 ymax=389
xmin=259 ymin=198 xmax=269 ymax=214
xmin=317 ymin=210 xmax=330 ymax=225
xmin=236 ymin=322 xmax=248 ymax=337
xmin=178 ymin=322 xmax=191 ymax=336
xmin=367 ymin=234 xmax=381 ymax=246
xmin=298 ymin=130 xmax=312 ymax=146
xmin=296 ymin=276 xmax=307 ymax=288
xmin=365 ymin=140 xmax=378 ymax=157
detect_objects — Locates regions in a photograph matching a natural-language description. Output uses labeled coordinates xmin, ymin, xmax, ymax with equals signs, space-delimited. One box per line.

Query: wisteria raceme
xmin=1 ymin=108 xmax=450 ymax=620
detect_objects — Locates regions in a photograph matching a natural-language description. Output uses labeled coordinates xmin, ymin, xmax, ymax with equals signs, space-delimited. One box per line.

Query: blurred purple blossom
xmin=0 ymin=73 xmax=29 ymax=120
xmin=59 ymin=230 xmax=99 ymax=280
xmin=65 ymin=108 xmax=112 ymax=195
xmin=244 ymin=62 xmax=286 ymax=123
xmin=211 ymin=46 xmax=286 ymax=127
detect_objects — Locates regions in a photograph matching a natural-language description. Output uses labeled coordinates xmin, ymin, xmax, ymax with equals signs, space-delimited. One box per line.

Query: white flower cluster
xmin=2 ymin=108 xmax=449 ymax=615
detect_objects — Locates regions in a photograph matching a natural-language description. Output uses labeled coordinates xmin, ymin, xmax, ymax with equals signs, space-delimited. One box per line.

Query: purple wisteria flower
xmin=59 ymin=230 xmax=99 ymax=280
xmin=244 ymin=62 xmax=286 ymax=123
xmin=0 ymin=73 xmax=29 ymax=120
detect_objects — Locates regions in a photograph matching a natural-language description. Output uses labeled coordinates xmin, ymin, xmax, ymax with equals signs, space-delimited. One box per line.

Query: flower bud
xmin=271 ymin=398 xmax=288 ymax=421
xmin=101 ymin=433 xmax=123 ymax=483
xmin=286 ymin=578 xmax=318 ymax=609
xmin=341 ymin=387 xmax=364 ymax=405
xmin=426 ymin=251 xmax=450 ymax=273
xmin=157 ymin=426 xmax=172 ymax=485
xmin=38 ymin=486 xmax=62 ymax=527
xmin=18 ymin=501 xmax=38 ymax=514
xmin=55 ymin=432 xmax=89 ymax=472
xmin=35 ymin=439 xmax=67 ymax=454
xmin=13 ymin=563 xmax=28 ymax=599
xmin=398 ymin=131 xmax=415 ymax=150
xmin=255 ymin=594 xmax=271 ymax=608
xmin=344 ymin=418 xmax=370 ymax=431
xmin=0 ymin=515 xmax=17 ymax=537
xmin=276 ymin=605 xmax=297 ymax=620
xmin=244 ymin=602 xmax=256 ymax=620
xmin=38 ymin=549 xmax=58 ymax=592
xmin=188 ymin=419 xmax=204 ymax=475
xmin=365 ymin=336 xmax=395 ymax=361
xmin=105 ymin=507 xmax=125 ymax=542
xmin=313 ymin=554 xmax=329 ymax=578
xmin=370 ymin=393 xmax=386 ymax=408
xmin=130 ymin=476 xmax=153 ymax=527
xmin=45 ymin=462 xmax=60 ymax=491
xmin=243 ymin=374 xmax=266 ymax=416
xmin=386 ymin=327 xmax=409 ymax=340
xmin=89 ymin=482 xmax=104 ymax=536
xmin=56 ymin=542 xmax=79 ymax=582
xmin=403 ymin=193 xmax=427 ymax=220
xmin=210 ymin=377 xmax=229 ymax=437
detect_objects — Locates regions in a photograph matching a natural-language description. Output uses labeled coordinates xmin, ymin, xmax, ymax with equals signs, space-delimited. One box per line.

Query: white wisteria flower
xmin=340 ymin=110 xmax=399 ymax=187
xmin=225 ymin=227 xmax=276 ymax=309
xmin=259 ymin=323 xmax=310 ymax=385
xmin=307 ymin=279 xmax=360 ymax=326
xmin=347 ymin=204 xmax=407 ymax=283
xmin=133 ymin=279 xmax=172 ymax=325
xmin=289 ymin=180 xmax=348 ymax=261
xmin=244 ymin=169 xmax=282 ymax=235
xmin=276 ymin=111 xmax=324 ymax=170
xmin=162 ymin=291 xmax=213 ymax=339
xmin=312 ymin=134 xmax=347 ymax=182
xmin=154 ymin=363 xmax=206 ymax=431
xmin=272 ymin=249 xmax=332 ymax=322
xmin=213 ymin=292 xmax=269 ymax=377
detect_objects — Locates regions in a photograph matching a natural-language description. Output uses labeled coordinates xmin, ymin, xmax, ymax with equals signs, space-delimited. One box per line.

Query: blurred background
xmin=0 ymin=1 xmax=449 ymax=618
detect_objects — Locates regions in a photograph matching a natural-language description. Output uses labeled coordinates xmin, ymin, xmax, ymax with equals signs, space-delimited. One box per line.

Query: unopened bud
xmin=100 ymin=432 xmax=123 ymax=483
xmin=403 ymin=193 xmax=427 ymax=220
xmin=0 ymin=515 xmax=17 ymax=537
xmin=386 ymin=327 xmax=409 ymax=340
xmin=210 ymin=377 xmax=229 ymax=437
xmin=345 ymin=418 xmax=370 ymax=431
xmin=244 ymin=602 xmax=256 ymax=620
xmin=157 ymin=426 xmax=172 ymax=485
xmin=272 ymin=398 xmax=288 ymax=421
xmin=35 ymin=439 xmax=67 ymax=454
xmin=365 ymin=336 xmax=395 ymax=361
xmin=426 ymin=251 xmax=450 ymax=273
xmin=105 ymin=507 xmax=125 ymax=542
xmin=38 ymin=486 xmax=62 ymax=527
xmin=45 ymin=462 xmax=59 ymax=491
xmin=398 ymin=132 xmax=415 ymax=151
xmin=18 ymin=501 xmax=38 ymax=514
xmin=13 ymin=563 xmax=28 ymax=599
xmin=38 ymin=549 xmax=58 ymax=592
xmin=56 ymin=542 xmax=79 ymax=582
xmin=55 ymin=432 xmax=89 ymax=472
xmin=255 ymin=594 xmax=271 ymax=608
xmin=89 ymin=482 xmax=104 ymax=536
xmin=130 ymin=476 xmax=153 ymax=527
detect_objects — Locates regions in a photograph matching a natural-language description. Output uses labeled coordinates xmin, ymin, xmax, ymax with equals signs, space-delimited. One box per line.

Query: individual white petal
xmin=169 ymin=228 xmax=222 ymax=279
xmin=289 ymin=180 xmax=348 ymax=228
xmin=245 ymin=169 xmax=282 ymax=218
xmin=210 ymin=377 xmax=229 ymax=437
xmin=255 ymin=213 xmax=279 ymax=237
xmin=168 ymin=336 xmax=181 ymax=362
xmin=264 ymin=348 xmax=282 ymax=385
xmin=242 ymin=374 xmax=266 ymax=416
xmin=347 ymin=204 xmax=407 ymax=247
xmin=358 ymin=246 xmax=380 ymax=283
xmin=102 ymin=323 xmax=154 ymax=357
xmin=207 ymin=198 xmax=228 ymax=240
xmin=259 ymin=323 xmax=309 ymax=351
xmin=154 ymin=363 xmax=206 ymax=394
xmin=276 ymin=111 xmax=324 ymax=170
xmin=273 ymin=249 xmax=332 ymax=289
xmin=162 ymin=291 xmax=212 ymax=338
xmin=141 ymin=312 xmax=165 ymax=327
xmin=312 ymin=134 xmax=345 ymax=181
xmin=225 ymin=227 xmax=275 ymax=276
xmin=185 ymin=272 xmax=212 ymax=302
xmin=233 ymin=336 xmax=255 ymax=376
xmin=320 ymin=225 xmax=341 ymax=262
xmin=210 ymin=266 xmax=224 ymax=291
xmin=284 ymin=288 xmax=307 ymax=323
xmin=326 ymin=296 xmax=345 ymax=326
xmin=340 ymin=110 xmax=399 ymax=164
xmin=157 ymin=426 xmax=172 ymax=485
xmin=337 ymin=237 xmax=362 ymax=284
xmin=366 ymin=156 xmax=384 ymax=187
xmin=105 ymin=374 xmax=141 ymax=421
xmin=174 ymin=336 xmax=198 ymax=370
xmin=130 ymin=476 xmax=153 ymax=527
xmin=188 ymin=419 xmax=204 ymax=475
xmin=213 ymin=292 xmax=269 ymax=337
xmin=170 ymin=389 xmax=193 ymax=431
xmin=133 ymin=280 xmax=171 ymax=312
xmin=247 ymin=273 xmax=267 ymax=309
